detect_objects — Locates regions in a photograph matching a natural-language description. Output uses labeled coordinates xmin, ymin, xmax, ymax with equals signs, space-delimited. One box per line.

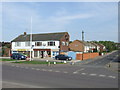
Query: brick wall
xmin=60 ymin=32 xmax=69 ymax=51
xmin=76 ymin=52 xmax=99 ymax=60
xmin=69 ymin=40 xmax=84 ymax=52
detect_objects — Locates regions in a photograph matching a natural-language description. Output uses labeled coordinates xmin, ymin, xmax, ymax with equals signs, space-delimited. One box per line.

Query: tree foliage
xmin=91 ymin=41 xmax=118 ymax=52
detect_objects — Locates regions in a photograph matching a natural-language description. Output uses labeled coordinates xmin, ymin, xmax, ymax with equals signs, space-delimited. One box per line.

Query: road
xmin=2 ymin=50 xmax=119 ymax=88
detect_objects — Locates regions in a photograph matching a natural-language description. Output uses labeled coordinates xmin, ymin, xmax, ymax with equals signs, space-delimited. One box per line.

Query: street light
xmin=30 ymin=16 xmax=32 ymax=61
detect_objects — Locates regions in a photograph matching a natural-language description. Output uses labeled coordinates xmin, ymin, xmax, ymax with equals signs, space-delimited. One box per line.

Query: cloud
xmin=51 ymin=13 xmax=93 ymax=22
xmin=2 ymin=2 xmax=118 ymax=42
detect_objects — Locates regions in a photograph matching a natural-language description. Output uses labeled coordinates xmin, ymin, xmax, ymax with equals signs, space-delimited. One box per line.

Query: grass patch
xmin=13 ymin=60 xmax=65 ymax=64
xmin=0 ymin=59 xmax=16 ymax=61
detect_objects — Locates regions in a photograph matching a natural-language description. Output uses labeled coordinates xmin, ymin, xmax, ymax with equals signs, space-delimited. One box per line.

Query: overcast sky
xmin=1 ymin=2 xmax=118 ymax=42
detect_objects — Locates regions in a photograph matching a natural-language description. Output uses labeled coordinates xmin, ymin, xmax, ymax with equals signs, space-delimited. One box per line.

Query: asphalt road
xmin=2 ymin=50 xmax=119 ymax=88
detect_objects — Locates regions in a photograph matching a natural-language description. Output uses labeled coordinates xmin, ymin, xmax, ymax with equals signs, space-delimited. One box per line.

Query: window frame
xmin=15 ymin=42 xmax=21 ymax=47
xmin=25 ymin=42 xmax=30 ymax=46
xmin=48 ymin=41 xmax=55 ymax=46
xmin=35 ymin=42 xmax=42 ymax=46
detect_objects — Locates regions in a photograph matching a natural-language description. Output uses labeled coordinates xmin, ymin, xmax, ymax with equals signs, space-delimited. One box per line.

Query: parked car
xmin=11 ymin=53 xmax=27 ymax=60
xmin=55 ymin=54 xmax=72 ymax=61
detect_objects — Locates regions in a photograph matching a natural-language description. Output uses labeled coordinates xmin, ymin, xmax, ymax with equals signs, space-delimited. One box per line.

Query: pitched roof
xmin=75 ymin=40 xmax=95 ymax=47
xmin=90 ymin=42 xmax=100 ymax=47
xmin=12 ymin=32 xmax=68 ymax=42
xmin=96 ymin=43 xmax=105 ymax=47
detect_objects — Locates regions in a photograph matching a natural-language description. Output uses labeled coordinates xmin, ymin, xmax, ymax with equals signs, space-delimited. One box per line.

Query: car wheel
xmin=66 ymin=58 xmax=69 ymax=61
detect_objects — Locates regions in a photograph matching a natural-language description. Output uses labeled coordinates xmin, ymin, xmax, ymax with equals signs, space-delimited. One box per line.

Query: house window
xmin=48 ymin=41 xmax=55 ymax=46
xmin=66 ymin=42 xmax=69 ymax=46
xmin=25 ymin=42 xmax=30 ymax=46
xmin=62 ymin=41 xmax=65 ymax=46
xmin=35 ymin=42 xmax=42 ymax=46
xmin=15 ymin=42 xmax=21 ymax=47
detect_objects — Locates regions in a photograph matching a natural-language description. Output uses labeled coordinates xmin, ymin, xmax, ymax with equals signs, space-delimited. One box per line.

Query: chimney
xmin=24 ymin=32 xmax=27 ymax=35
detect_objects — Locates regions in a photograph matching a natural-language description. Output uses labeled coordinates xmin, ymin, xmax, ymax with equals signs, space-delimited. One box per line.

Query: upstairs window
xmin=62 ymin=41 xmax=65 ymax=46
xmin=35 ymin=42 xmax=42 ymax=46
xmin=15 ymin=42 xmax=21 ymax=47
xmin=48 ymin=41 xmax=55 ymax=46
xmin=66 ymin=42 xmax=69 ymax=46
xmin=25 ymin=42 xmax=30 ymax=46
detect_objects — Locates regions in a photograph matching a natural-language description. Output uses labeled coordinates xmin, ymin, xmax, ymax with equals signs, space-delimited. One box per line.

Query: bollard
xmin=54 ymin=62 xmax=56 ymax=65
xmin=64 ymin=61 xmax=67 ymax=64
xmin=46 ymin=60 xmax=48 ymax=62
xmin=71 ymin=61 xmax=74 ymax=65
xmin=108 ymin=64 xmax=110 ymax=67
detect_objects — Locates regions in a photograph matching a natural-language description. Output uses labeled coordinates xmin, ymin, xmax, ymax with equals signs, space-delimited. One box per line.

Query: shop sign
xmin=17 ymin=49 xmax=29 ymax=51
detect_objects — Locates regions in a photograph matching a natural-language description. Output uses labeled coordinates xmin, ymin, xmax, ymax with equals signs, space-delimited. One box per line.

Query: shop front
xmin=33 ymin=49 xmax=51 ymax=58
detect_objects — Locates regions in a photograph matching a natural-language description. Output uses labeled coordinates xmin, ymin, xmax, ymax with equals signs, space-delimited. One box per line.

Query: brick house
xmin=90 ymin=42 xmax=100 ymax=52
xmin=69 ymin=40 xmax=96 ymax=53
xmin=11 ymin=32 xmax=70 ymax=58
xmin=96 ymin=43 xmax=106 ymax=52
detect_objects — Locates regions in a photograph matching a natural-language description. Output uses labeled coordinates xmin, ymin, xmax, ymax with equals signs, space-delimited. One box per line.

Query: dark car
xmin=55 ymin=54 xmax=72 ymax=61
xmin=11 ymin=53 xmax=27 ymax=60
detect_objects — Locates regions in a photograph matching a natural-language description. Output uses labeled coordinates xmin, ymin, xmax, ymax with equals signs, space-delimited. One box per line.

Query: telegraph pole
xmin=82 ymin=30 xmax=84 ymax=41
xmin=82 ymin=31 xmax=84 ymax=60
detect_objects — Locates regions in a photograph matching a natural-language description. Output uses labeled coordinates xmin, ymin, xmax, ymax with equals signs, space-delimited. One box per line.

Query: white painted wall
xmin=12 ymin=41 xmax=60 ymax=51
xmin=84 ymin=46 xmax=89 ymax=53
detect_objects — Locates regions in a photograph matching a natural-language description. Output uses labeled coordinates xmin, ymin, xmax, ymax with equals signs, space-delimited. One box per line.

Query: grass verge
xmin=0 ymin=59 xmax=16 ymax=61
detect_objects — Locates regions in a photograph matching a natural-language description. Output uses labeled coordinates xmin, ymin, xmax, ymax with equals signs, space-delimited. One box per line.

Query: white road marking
xmin=108 ymin=76 xmax=116 ymax=79
xmin=25 ymin=67 xmax=28 ymax=69
xmin=99 ymin=75 xmax=106 ymax=77
xmin=11 ymin=65 xmax=15 ymax=67
xmin=81 ymin=73 xmax=87 ymax=75
xmin=89 ymin=74 xmax=97 ymax=76
xmin=63 ymin=71 xmax=68 ymax=73
xmin=73 ymin=72 xmax=78 ymax=74
xmin=20 ymin=67 xmax=24 ymax=68
xmin=73 ymin=68 xmax=84 ymax=74
xmin=42 ymin=69 xmax=47 ymax=71
xmin=55 ymin=71 xmax=60 ymax=72
xmin=48 ymin=70 xmax=52 ymax=72
xmin=36 ymin=69 xmax=40 ymax=70
xmin=31 ymin=68 xmax=35 ymax=70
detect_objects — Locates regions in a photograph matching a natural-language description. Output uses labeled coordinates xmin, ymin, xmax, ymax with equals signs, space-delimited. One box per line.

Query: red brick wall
xmin=60 ymin=32 xmax=69 ymax=51
xmin=76 ymin=53 xmax=99 ymax=60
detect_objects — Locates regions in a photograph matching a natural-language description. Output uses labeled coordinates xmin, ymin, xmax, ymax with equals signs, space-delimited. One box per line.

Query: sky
xmin=1 ymin=2 xmax=118 ymax=42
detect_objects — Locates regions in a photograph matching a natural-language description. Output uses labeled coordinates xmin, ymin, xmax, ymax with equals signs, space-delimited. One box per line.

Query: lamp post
xmin=30 ymin=16 xmax=32 ymax=61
